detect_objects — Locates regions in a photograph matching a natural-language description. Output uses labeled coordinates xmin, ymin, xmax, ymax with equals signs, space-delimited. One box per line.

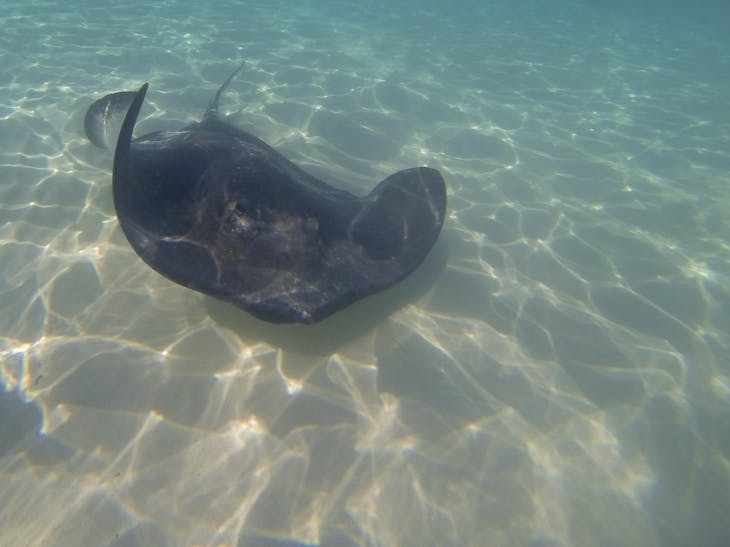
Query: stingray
xmin=84 ymin=63 xmax=447 ymax=323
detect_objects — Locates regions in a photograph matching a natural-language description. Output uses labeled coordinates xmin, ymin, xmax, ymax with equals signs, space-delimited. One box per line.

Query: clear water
xmin=1 ymin=1 xmax=729 ymax=545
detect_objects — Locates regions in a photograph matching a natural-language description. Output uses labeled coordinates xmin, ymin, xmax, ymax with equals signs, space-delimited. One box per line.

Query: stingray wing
xmin=84 ymin=90 xmax=139 ymax=149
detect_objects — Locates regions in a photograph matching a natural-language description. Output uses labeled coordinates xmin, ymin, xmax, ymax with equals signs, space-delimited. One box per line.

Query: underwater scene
xmin=1 ymin=1 xmax=729 ymax=545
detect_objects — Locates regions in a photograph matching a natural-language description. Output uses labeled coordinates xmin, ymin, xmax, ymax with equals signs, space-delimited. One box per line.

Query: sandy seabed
xmin=1 ymin=1 xmax=729 ymax=546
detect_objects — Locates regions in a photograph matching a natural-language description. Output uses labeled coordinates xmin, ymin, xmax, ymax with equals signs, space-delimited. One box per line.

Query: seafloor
xmin=1 ymin=1 xmax=729 ymax=546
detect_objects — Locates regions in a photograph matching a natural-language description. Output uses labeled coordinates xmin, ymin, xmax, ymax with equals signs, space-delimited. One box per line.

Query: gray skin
xmin=86 ymin=64 xmax=447 ymax=323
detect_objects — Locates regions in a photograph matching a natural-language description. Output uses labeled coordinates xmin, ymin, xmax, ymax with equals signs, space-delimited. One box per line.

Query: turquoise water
xmin=1 ymin=1 xmax=729 ymax=545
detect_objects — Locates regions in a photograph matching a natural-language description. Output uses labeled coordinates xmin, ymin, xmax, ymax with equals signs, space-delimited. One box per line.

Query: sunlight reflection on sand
xmin=2 ymin=1 xmax=730 ymax=545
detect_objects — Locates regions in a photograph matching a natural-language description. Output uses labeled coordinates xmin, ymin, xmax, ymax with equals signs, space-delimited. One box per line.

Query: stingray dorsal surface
xmin=86 ymin=65 xmax=446 ymax=323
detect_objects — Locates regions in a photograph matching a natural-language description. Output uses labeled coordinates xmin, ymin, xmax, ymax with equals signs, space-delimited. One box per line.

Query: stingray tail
xmin=353 ymin=167 xmax=447 ymax=270
xmin=204 ymin=61 xmax=246 ymax=120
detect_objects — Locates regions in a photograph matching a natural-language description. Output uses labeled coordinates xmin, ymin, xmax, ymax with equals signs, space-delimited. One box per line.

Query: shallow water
xmin=1 ymin=1 xmax=729 ymax=545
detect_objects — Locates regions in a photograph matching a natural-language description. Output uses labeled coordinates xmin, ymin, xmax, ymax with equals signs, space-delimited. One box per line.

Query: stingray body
xmin=85 ymin=64 xmax=446 ymax=323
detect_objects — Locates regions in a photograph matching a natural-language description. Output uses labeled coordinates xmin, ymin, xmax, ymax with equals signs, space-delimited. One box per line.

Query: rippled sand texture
xmin=2 ymin=1 xmax=730 ymax=546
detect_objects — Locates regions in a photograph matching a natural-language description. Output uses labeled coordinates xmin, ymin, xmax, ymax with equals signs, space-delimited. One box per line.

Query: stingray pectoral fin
xmin=112 ymin=83 xmax=148 ymax=189
xmin=83 ymin=90 xmax=139 ymax=149
xmin=352 ymin=166 xmax=447 ymax=269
